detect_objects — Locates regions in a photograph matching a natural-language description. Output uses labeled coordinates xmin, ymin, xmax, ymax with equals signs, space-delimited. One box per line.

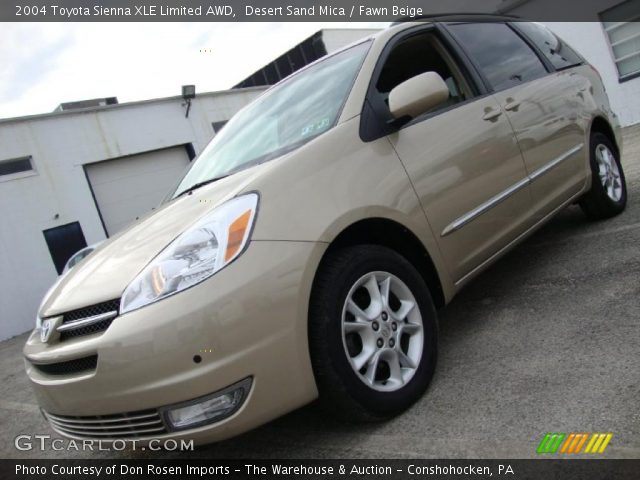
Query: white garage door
xmin=86 ymin=146 xmax=190 ymax=235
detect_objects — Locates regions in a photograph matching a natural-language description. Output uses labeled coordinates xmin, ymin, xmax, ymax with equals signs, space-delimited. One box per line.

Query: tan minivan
xmin=25 ymin=18 xmax=626 ymax=444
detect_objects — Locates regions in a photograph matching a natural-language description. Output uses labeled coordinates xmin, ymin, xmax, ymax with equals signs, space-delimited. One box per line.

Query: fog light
xmin=162 ymin=377 xmax=252 ymax=431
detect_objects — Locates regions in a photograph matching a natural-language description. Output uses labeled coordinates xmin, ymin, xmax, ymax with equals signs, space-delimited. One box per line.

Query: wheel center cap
xmin=381 ymin=325 xmax=391 ymax=338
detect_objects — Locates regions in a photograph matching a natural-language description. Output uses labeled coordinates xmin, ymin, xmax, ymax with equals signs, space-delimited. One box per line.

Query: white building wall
xmin=321 ymin=28 xmax=381 ymax=53
xmin=544 ymin=22 xmax=640 ymax=127
xmin=0 ymin=87 xmax=264 ymax=340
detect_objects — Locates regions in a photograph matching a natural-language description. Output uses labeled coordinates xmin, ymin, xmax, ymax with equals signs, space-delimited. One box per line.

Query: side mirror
xmin=388 ymin=72 xmax=450 ymax=120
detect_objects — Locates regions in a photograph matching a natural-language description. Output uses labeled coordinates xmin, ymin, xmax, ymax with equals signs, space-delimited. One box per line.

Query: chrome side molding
xmin=441 ymin=143 xmax=584 ymax=237
xmin=528 ymin=144 xmax=584 ymax=181
xmin=441 ymin=177 xmax=530 ymax=237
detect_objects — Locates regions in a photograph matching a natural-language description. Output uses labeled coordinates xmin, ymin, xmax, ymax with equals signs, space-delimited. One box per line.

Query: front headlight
xmin=120 ymin=193 xmax=259 ymax=314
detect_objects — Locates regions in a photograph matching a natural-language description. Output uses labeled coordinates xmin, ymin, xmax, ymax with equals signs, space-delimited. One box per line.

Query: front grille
xmin=32 ymin=355 xmax=98 ymax=376
xmin=57 ymin=299 xmax=120 ymax=341
xmin=62 ymin=299 xmax=120 ymax=323
xmin=60 ymin=318 xmax=115 ymax=341
xmin=44 ymin=409 xmax=168 ymax=439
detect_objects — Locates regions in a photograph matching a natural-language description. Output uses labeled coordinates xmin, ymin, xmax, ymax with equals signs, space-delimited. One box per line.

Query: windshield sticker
xmin=301 ymin=117 xmax=331 ymax=137
xmin=316 ymin=117 xmax=330 ymax=130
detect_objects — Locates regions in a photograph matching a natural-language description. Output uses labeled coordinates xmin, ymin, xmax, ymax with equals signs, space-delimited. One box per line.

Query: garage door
xmin=86 ymin=146 xmax=190 ymax=236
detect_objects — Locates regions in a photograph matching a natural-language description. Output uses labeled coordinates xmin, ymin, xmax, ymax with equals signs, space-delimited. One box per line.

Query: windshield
xmin=171 ymin=41 xmax=370 ymax=198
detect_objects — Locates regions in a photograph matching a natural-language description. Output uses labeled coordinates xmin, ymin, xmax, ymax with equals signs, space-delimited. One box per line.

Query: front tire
xmin=309 ymin=245 xmax=438 ymax=421
xmin=580 ymin=132 xmax=627 ymax=219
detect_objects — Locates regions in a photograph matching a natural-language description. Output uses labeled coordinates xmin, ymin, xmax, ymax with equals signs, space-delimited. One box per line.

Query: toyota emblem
xmin=40 ymin=319 xmax=52 ymax=343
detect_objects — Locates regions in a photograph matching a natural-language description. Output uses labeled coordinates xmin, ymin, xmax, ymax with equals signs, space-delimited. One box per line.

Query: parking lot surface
xmin=1 ymin=127 xmax=638 ymax=459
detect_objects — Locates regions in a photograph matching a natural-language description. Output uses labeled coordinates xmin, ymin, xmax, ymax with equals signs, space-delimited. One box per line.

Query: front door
xmin=368 ymin=27 xmax=534 ymax=283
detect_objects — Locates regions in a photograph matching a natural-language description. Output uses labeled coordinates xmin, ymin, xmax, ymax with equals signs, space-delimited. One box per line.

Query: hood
xmin=40 ymin=163 xmax=272 ymax=317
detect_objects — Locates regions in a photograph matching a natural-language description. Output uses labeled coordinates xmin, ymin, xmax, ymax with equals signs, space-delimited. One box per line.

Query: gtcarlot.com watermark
xmin=15 ymin=434 xmax=194 ymax=452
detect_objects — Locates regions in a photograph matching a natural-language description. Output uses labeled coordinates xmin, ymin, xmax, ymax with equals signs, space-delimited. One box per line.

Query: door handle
xmin=504 ymin=98 xmax=521 ymax=111
xmin=482 ymin=108 xmax=502 ymax=121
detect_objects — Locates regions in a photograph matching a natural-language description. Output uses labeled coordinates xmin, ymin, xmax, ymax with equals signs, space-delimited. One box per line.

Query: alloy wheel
xmin=595 ymin=144 xmax=622 ymax=202
xmin=341 ymin=271 xmax=424 ymax=392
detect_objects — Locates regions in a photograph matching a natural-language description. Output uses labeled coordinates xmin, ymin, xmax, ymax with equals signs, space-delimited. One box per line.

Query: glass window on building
xmin=0 ymin=156 xmax=33 ymax=178
xmin=600 ymin=0 xmax=640 ymax=81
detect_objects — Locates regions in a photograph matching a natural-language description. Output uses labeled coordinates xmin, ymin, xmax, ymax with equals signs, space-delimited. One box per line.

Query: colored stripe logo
xmin=537 ymin=433 xmax=613 ymax=454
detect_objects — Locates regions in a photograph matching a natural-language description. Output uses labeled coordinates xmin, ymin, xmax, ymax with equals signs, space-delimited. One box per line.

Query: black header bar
xmin=2 ymin=0 xmax=638 ymax=22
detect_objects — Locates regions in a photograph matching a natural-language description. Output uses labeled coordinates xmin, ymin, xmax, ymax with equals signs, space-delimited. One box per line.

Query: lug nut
xmin=377 ymin=338 xmax=384 ymax=348
xmin=372 ymin=321 xmax=379 ymax=331
xmin=391 ymin=322 xmax=397 ymax=331
xmin=389 ymin=338 xmax=395 ymax=348
xmin=381 ymin=312 xmax=388 ymax=321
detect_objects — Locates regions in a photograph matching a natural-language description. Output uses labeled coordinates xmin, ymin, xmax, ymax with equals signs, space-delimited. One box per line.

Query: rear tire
xmin=309 ymin=245 xmax=438 ymax=421
xmin=580 ymin=132 xmax=627 ymax=219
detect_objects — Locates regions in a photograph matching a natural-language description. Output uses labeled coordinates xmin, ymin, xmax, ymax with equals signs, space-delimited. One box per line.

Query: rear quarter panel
xmin=576 ymin=64 xmax=623 ymax=154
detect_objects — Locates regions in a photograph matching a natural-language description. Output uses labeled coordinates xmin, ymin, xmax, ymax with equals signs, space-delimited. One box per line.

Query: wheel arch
xmin=590 ymin=116 xmax=620 ymax=155
xmin=315 ymin=217 xmax=446 ymax=310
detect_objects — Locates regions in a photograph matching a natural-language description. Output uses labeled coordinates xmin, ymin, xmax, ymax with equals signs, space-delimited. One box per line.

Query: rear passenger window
xmin=515 ymin=22 xmax=582 ymax=70
xmin=449 ymin=23 xmax=548 ymax=91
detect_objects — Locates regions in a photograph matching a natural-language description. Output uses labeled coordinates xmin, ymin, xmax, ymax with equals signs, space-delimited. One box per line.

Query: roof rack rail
xmin=390 ymin=12 xmax=521 ymax=26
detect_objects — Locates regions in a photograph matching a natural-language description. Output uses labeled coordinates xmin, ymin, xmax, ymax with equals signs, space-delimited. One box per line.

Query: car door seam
xmin=453 ymin=186 xmax=588 ymax=287
xmin=441 ymin=143 xmax=584 ymax=237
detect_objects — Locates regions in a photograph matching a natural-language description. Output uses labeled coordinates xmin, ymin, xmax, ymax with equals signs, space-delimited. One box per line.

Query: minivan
xmin=25 ymin=18 xmax=626 ymax=444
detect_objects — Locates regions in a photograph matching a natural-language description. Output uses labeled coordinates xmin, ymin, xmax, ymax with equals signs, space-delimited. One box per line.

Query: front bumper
xmin=24 ymin=241 xmax=325 ymax=444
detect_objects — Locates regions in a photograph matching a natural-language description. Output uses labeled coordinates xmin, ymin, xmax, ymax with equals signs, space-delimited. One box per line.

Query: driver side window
xmin=376 ymin=31 xmax=471 ymax=116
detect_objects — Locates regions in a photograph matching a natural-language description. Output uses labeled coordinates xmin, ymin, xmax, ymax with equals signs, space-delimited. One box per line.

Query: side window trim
xmin=440 ymin=22 xmax=494 ymax=94
xmin=442 ymin=22 xmax=555 ymax=95
xmin=436 ymin=23 xmax=491 ymax=96
xmin=510 ymin=22 xmax=584 ymax=72
xmin=506 ymin=22 xmax=555 ymax=73
xmin=359 ymin=23 xmax=487 ymax=142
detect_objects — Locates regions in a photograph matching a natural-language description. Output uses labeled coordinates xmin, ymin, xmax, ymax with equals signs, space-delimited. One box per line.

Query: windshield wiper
xmin=173 ymin=140 xmax=309 ymax=200
xmin=174 ymin=174 xmax=231 ymax=199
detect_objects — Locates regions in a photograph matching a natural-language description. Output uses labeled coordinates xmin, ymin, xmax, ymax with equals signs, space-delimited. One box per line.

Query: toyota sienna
xmin=24 ymin=18 xmax=627 ymax=444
